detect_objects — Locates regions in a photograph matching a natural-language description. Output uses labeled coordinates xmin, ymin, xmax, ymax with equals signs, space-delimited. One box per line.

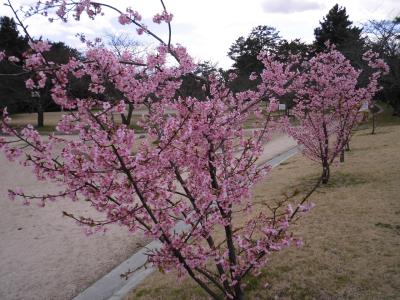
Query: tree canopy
xmin=314 ymin=4 xmax=364 ymax=65
xmin=0 ymin=16 xmax=83 ymax=124
xmin=228 ymin=25 xmax=281 ymax=76
xmin=0 ymin=16 xmax=28 ymax=57
xmin=365 ymin=17 xmax=400 ymax=115
xmin=0 ymin=16 xmax=30 ymax=114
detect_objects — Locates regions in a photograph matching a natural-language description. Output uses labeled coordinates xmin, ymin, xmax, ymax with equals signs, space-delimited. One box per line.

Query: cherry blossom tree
xmin=0 ymin=1 xmax=387 ymax=299
xmin=0 ymin=1 xmax=319 ymax=299
xmin=286 ymin=45 xmax=388 ymax=184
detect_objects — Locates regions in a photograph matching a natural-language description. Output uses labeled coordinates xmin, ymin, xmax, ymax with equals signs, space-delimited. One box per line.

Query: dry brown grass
xmin=8 ymin=111 xmax=144 ymax=133
xmin=126 ymin=124 xmax=400 ymax=300
xmin=9 ymin=111 xmax=65 ymax=127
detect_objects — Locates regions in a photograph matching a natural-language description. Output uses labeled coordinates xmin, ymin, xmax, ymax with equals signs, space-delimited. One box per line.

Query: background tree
xmin=0 ymin=16 xmax=30 ymax=114
xmin=287 ymin=48 xmax=387 ymax=184
xmin=276 ymin=39 xmax=311 ymax=61
xmin=228 ymin=25 xmax=281 ymax=76
xmin=275 ymin=39 xmax=311 ymax=115
xmin=228 ymin=26 xmax=281 ymax=92
xmin=36 ymin=41 xmax=84 ymax=127
xmin=0 ymin=16 xmax=84 ymax=127
xmin=106 ymin=32 xmax=144 ymax=58
xmin=227 ymin=26 xmax=311 ymax=105
xmin=314 ymin=4 xmax=365 ymax=66
xmin=0 ymin=16 xmax=27 ymax=56
xmin=364 ymin=18 xmax=400 ymax=116
xmin=179 ymin=60 xmax=220 ymax=100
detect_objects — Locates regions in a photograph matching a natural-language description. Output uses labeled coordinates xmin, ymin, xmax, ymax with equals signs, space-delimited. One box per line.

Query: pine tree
xmin=228 ymin=25 xmax=281 ymax=76
xmin=0 ymin=16 xmax=28 ymax=57
xmin=0 ymin=16 xmax=30 ymax=114
xmin=314 ymin=4 xmax=364 ymax=66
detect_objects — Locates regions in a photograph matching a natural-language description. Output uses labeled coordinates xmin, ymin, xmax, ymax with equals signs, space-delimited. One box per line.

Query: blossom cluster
xmin=153 ymin=11 xmax=173 ymax=24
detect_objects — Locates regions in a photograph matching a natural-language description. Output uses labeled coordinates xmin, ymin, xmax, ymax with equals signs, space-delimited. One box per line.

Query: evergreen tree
xmin=0 ymin=17 xmax=83 ymax=127
xmin=228 ymin=25 xmax=281 ymax=76
xmin=227 ymin=26 xmax=281 ymax=92
xmin=276 ymin=38 xmax=311 ymax=61
xmin=0 ymin=16 xmax=30 ymax=114
xmin=0 ymin=16 xmax=28 ymax=57
xmin=314 ymin=4 xmax=364 ymax=66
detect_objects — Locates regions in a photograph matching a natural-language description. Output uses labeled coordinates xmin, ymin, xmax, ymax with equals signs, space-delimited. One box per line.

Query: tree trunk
xmin=340 ymin=149 xmax=345 ymax=163
xmin=322 ymin=161 xmax=330 ymax=184
xmin=372 ymin=112 xmax=375 ymax=134
xmin=393 ymin=102 xmax=400 ymax=117
xmin=345 ymin=142 xmax=350 ymax=151
xmin=232 ymin=282 xmax=244 ymax=300
xmin=371 ymin=103 xmax=376 ymax=135
xmin=321 ymin=122 xmax=330 ymax=184
xmin=37 ymin=103 xmax=44 ymax=128
xmin=121 ymin=103 xmax=134 ymax=126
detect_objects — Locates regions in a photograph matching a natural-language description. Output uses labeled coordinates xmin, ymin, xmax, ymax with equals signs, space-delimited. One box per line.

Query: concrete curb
xmin=73 ymin=146 xmax=300 ymax=300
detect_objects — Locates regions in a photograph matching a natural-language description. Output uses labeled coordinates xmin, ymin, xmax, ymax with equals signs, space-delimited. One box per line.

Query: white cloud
xmin=262 ymin=0 xmax=324 ymax=13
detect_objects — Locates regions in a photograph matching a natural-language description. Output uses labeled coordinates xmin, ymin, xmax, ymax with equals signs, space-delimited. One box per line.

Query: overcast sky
xmin=3 ymin=0 xmax=399 ymax=68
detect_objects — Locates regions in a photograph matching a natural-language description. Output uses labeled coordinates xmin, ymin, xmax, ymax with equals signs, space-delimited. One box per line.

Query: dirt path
xmin=0 ymin=133 xmax=296 ymax=300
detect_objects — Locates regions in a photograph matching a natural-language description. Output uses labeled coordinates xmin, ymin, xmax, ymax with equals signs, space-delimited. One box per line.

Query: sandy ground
xmin=0 ymin=133 xmax=296 ymax=300
xmin=0 ymin=146 xmax=149 ymax=299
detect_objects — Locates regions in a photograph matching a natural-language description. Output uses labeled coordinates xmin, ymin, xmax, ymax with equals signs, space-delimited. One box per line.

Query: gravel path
xmin=0 ymin=136 xmax=148 ymax=300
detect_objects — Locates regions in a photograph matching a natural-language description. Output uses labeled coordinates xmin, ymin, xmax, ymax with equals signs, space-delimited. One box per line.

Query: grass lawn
xmin=125 ymin=109 xmax=400 ymax=299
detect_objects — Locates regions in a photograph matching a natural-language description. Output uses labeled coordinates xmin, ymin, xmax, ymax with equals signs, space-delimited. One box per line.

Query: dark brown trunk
xmin=232 ymin=283 xmax=244 ymax=300
xmin=322 ymin=161 xmax=330 ymax=184
xmin=340 ymin=150 xmax=345 ymax=163
xmin=321 ymin=121 xmax=330 ymax=184
xmin=37 ymin=103 xmax=44 ymax=128
xmin=121 ymin=103 xmax=134 ymax=126
xmin=371 ymin=103 xmax=376 ymax=135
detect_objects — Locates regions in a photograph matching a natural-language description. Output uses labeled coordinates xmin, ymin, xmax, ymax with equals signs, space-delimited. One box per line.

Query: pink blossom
xmin=8 ymin=56 xmax=20 ymax=63
xmin=29 ymin=40 xmax=51 ymax=53
xmin=25 ymin=79 xmax=35 ymax=89
xmin=126 ymin=8 xmax=142 ymax=22
xmin=267 ymin=99 xmax=279 ymax=112
xmin=249 ymin=72 xmax=258 ymax=81
xmin=228 ymin=72 xmax=238 ymax=81
xmin=153 ymin=11 xmax=173 ymax=24
xmin=136 ymin=27 xmax=145 ymax=35
xmin=118 ymin=13 xmax=131 ymax=25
